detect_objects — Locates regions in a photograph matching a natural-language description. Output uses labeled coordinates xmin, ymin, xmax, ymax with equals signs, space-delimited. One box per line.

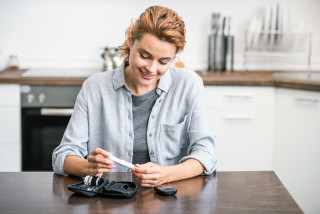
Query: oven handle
xmin=40 ymin=108 xmax=74 ymax=116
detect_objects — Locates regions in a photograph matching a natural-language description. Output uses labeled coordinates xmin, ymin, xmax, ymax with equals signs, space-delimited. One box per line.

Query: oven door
xmin=21 ymin=108 xmax=73 ymax=171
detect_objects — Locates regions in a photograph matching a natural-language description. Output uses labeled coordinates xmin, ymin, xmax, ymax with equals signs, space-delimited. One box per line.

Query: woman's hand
xmin=87 ymin=148 xmax=115 ymax=177
xmin=132 ymin=162 xmax=169 ymax=187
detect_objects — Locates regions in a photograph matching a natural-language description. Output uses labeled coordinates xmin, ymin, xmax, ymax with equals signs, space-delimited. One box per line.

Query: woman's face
xmin=126 ymin=33 xmax=176 ymax=93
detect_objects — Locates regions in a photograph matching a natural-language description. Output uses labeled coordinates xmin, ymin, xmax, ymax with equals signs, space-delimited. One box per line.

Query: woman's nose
xmin=147 ymin=60 xmax=157 ymax=73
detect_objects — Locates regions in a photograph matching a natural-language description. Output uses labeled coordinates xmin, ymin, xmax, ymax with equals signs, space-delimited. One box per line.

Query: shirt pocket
xmin=160 ymin=115 xmax=189 ymax=160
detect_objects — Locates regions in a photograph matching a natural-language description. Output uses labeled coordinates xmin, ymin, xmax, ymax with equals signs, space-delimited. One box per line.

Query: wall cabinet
xmin=0 ymin=84 xmax=21 ymax=171
xmin=205 ymin=86 xmax=275 ymax=171
xmin=274 ymin=88 xmax=320 ymax=214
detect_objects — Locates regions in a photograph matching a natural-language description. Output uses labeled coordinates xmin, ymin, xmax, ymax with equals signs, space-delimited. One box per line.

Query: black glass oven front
xmin=21 ymin=86 xmax=80 ymax=171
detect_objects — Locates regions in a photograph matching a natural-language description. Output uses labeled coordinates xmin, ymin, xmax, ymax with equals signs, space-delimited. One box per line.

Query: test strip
xmin=107 ymin=156 xmax=135 ymax=169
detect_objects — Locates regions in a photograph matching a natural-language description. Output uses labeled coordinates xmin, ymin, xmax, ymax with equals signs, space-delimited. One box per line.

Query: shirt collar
xmin=112 ymin=62 xmax=172 ymax=93
xmin=112 ymin=62 xmax=127 ymax=91
xmin=157 ymin=67 xmax=172 ymax=93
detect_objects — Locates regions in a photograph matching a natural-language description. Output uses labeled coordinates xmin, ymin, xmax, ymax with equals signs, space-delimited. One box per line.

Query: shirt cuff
xmin=179 ymin=149 xmax=217 ymax=175
xmin=52 ymin=151 xmax=84 ymax=176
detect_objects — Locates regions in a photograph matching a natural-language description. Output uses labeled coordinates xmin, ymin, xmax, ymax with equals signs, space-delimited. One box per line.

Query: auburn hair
xmin=119 ymin=6 xmax=186 ymax=62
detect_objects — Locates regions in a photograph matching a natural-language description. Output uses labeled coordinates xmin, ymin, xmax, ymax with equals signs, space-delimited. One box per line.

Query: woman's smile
xmin=139 ymin=68 xmax=155 ymax=80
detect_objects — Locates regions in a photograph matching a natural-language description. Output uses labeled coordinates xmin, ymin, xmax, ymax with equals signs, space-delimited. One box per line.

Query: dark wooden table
xmin=0 ymin=171 xmax=302 ymax=214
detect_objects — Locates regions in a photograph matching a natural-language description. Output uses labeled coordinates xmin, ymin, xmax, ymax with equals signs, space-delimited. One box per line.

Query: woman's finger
xmin=90 ymin=148 xmax=112 ymax=157
xmin=88 ymin=155 xmax=113 ymax=165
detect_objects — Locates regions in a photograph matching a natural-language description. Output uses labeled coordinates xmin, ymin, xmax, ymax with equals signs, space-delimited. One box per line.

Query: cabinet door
xmin=0 ymin=145 xmax=21 ymax=171
xmin=0 ymin=84 xmax=20 ymax=106
xmin=274 ymin=88 xmax=320 ymax=214
xmin=0 ymin=84 xmax=21 ymax=172
xmin=0 ymin=106 xmax=20 ymax=143
xmin=208 ymin=109 xmax=274 ymax=171
xmin=205 ymin=86 xmax=275 ymax=171
xmin=0 ymin=84 xmax=20 ymax=142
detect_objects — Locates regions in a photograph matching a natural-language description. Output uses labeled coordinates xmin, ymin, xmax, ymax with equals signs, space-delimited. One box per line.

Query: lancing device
xmin=107 ymin=156 xmax=135 ymax=169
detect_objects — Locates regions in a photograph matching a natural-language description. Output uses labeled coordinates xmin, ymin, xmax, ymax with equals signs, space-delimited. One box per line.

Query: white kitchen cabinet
xmin=274 ymin=88 xmax=320 ymax=214
xmin=205 ymin=86 xmax=275 ymax=171
xmin=0 ymin=84 xmax=21 ymax=172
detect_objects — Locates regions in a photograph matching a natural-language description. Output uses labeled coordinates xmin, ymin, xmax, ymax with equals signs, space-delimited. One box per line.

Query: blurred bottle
xmin=8 ymin=55 xmax=19 ymax=69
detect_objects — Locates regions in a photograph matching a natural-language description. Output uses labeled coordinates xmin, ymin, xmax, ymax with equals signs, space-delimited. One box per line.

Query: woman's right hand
xmin=87 ymin=148 xmax=115 ymax=177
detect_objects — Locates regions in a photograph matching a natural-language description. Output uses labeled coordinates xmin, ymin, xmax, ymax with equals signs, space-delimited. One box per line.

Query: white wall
xmin=0 ymin=0 xmax=319 ymax=71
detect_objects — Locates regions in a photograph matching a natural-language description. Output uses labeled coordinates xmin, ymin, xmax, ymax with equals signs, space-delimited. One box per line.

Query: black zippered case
xmin=68 ymin=179 xmax=138 ymax=198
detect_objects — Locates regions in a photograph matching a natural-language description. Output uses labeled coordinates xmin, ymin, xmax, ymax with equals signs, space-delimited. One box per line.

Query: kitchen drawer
xmin=275 ymin=88 xmax=320 ymax=110
xmin=0 ymin=84 xmax=20 ymax=106
xmin=205 ymin=86 xmax=274 ymax=110
xmin=207 ymin=109 xmax=274 ymax=171
xmin=0 ymin=106 xmax=20 ymax=143
xmin=0 ymin=144 xmax=21 ymax=172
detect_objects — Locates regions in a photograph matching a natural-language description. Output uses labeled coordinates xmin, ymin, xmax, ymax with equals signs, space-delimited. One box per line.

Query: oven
xmin=21 ymin=85 xmax=81 ymax=171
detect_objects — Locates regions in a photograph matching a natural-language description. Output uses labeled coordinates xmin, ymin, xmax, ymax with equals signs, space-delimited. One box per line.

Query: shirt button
xmin=149 ymin=133 xmax=153 ymax=137
xmin=152 ymin=115 xmax=155 ymax=119
xmin=150 ymin=151 xmax=155 ymax=156
xmin=129 ymin=132 xmax=132 ymax=137
xmin=159 ymin=99 xmax=162 ymax=103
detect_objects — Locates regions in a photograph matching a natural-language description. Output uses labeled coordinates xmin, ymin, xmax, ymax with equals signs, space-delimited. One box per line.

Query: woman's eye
xmin=140 ymin=53 xmax=149 ymax=59
xmin=159 ymin=61 xmax=167 ymax=65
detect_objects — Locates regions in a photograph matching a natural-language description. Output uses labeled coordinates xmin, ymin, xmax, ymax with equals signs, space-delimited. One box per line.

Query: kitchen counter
xmin=197 ymin=70 xmax=320 ymax=91
xmin=1 ymin=69 xmax=320 ymax=91
xmin=0 ymin=69 xmax=85 ymax=86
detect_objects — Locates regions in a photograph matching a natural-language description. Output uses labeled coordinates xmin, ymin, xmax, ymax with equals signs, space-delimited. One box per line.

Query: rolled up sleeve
xmin=180 ymin=131 xmax=216 ymax=175
xmin=179 ymin=81 xmax=217 ymax=175
xmin=52 ymin=82 xmax=89 ymax=176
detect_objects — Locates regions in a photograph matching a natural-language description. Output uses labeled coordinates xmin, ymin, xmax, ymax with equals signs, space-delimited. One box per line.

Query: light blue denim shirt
xmin=52 ymin=63 xmax=217 ymax=176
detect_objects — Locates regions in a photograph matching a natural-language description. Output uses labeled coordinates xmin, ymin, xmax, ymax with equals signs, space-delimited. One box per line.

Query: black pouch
xmin=68 ymin=179 xmax=138 ymax=198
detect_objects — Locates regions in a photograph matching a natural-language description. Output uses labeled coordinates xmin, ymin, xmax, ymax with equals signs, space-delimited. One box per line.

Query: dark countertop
xmin=1 ymin=69 xmax=320 ymax=91
xmin=0 ymin=171 xmax=303 ymax=214
xmin=0 ymin=69 xmax=85 ymax=86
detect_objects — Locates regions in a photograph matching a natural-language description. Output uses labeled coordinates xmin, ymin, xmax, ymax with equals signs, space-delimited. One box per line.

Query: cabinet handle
xmin=294 ymin=97 xmax=319 ymax=103
xmin=40 ymin=108 xmax=74 ymax=116
xmin=224 ymin=93 xmax=253 ymax=99
xmin=223 ymin=115 xmax=253 ymax=120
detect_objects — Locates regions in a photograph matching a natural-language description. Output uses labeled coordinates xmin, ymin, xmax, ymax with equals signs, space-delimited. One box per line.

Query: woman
xmin=52 ymin=5 xmax=216 ymax=187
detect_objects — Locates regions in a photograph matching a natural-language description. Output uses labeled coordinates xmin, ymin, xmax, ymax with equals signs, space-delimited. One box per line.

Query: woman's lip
xmin=139 ymin=69 xmax=155 ymax=79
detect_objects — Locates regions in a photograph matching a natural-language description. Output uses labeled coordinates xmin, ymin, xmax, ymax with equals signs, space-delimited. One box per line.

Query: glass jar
xmin=8 ymin=55 xmax=19 ymax=69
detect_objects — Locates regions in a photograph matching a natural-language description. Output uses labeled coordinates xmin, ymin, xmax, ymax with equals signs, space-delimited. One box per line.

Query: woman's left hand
xmin=132 ymin=162 xmax=169 ymax=187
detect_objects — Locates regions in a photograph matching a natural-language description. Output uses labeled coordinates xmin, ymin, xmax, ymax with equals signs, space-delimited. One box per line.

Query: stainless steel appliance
xmin=21 ymin=85 xmax=81 ymax=171
xmin=101 ymin=47 xmax=122 ymax=71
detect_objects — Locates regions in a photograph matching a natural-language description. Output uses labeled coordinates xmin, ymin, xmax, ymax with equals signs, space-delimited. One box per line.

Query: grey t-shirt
xmin=132 ymin=89 xmax=159 ymax=164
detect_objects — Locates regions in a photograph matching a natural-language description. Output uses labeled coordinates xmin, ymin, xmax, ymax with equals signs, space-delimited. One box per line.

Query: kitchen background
xmin=1 ymin=0 xmax=320 ymax=214
xmin=0 ymin=0 xmax=320 ymax=71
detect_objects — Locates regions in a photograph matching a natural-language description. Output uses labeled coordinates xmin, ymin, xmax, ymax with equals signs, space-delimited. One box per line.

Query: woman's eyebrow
xmin=139 ymin=49 xmax=152 ymax=56
xmin=138 ymin=48 xmax=172 ymax=60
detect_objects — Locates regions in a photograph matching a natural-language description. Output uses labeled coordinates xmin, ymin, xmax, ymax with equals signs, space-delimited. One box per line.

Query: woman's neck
xmin=124 ymin=65 xmax=158 ymax=96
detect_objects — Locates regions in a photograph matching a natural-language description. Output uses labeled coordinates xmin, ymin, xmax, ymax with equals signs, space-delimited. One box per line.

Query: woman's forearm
xmin=164 ymin=159 xmax=204 ymax=183
xmin=64 ymin=156 xmax=88 ymax=177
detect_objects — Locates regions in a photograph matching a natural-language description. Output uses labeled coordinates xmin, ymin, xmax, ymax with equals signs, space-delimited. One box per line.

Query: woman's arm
xmin=64 ymin=156 xmax=89 ymax=177
xmin=132 ymin=158 xmax=204 ymax=187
